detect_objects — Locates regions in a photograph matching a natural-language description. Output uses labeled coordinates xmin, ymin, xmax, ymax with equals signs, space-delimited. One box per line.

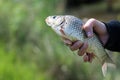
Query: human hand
xmin=83 ymin=18 xmax=109 ymax=45
xmin=62 ymin=37 xmax=94 ymax=63
xmin=62 ymin=18 xmax=109 ymax=62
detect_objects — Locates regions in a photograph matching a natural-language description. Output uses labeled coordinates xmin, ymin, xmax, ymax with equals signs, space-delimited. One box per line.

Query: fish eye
xmin=53 ymin=16 xmax=56 ymax=19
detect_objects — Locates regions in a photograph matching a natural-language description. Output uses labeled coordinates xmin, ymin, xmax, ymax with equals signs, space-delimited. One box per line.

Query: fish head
xmin=45 ymin=15 xmax=84 ymax=39
xmin=45 ymin=15 xmax=65 ymax=28
xmin=45 ymin=15 xmax=66 ymax=36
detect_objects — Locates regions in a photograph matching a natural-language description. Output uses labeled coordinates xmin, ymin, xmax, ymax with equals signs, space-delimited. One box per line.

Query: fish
xmin=45 ymin=15 xmax=116 ymax=76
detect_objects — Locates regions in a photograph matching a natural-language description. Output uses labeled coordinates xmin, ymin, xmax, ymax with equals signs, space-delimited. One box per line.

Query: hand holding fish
xmin=62 ymin=37 xmax=94 ymax=63
xmin=62 ymin=18 xmax=109 ymax=63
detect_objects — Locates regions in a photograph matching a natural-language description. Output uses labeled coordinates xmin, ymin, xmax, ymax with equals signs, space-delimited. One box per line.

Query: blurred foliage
xmin=0 ymin=0 xmax=120 ymax=80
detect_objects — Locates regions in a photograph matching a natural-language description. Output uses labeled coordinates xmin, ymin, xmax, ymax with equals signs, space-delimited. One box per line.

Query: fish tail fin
xmin=102 ymin=62 xmax=116 ymax=77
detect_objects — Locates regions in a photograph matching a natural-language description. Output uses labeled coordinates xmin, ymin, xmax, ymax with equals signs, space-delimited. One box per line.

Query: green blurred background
xmin=0 ymin=0 xmax=120 ymax=80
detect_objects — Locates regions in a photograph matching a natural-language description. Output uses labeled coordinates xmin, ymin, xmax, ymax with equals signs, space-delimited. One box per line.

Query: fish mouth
xmin=45 ymin=17 xmax=51 ymax=26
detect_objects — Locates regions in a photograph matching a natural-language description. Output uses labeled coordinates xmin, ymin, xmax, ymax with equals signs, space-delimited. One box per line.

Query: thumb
xmin=83 ymin=25 xmax=94 ymax=38
xmin=82 ymin=18 xmax=96 ymax=38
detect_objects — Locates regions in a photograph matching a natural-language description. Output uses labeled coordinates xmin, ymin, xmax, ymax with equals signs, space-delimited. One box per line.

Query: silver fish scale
xmin=64 ymin=16 xmax=84 ymax=41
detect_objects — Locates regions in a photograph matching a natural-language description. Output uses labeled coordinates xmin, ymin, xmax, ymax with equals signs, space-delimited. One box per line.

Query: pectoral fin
xmin=102 ymin=62 xmax=107 ymax=77
xmin=102 ymin=62 xmax=116 ymax=77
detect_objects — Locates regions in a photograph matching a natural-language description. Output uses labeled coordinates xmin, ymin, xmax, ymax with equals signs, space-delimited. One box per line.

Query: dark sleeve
xmin=104 ymin=20 xmax=120 ymax=52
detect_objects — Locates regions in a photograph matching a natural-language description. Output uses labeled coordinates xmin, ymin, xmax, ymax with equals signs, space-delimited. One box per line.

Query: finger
xmin=89 ymin=53 xmax=95 ymax=63
xmin=86 ymin=52 xmax=95 ymax=63
xmin=86 ymin=53 xmax=92 ymax=63
xmin=83 ymin=54 xmax=89 ymax=62
xmin=63 ymin=39 xmax=72 ymax=45
xmin=78 ymin=41 xmax=88 ymax=56
xmin=89 ymin=55 xmax=93 ymax=63
xmin=82 ymin=19 xmax=95 ymax=38
xmin=70 ymin=40 xmax=83 ymax=51
xmin=61 ymin=37 xmax=72 ymax=45
xmin=83 ymin=26 xmax=93 ymax=38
